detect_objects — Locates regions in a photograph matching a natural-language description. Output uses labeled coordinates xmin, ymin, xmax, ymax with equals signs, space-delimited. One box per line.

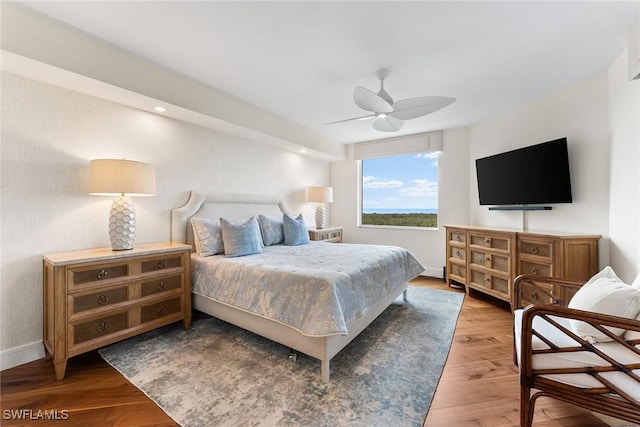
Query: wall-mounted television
xmin=475 ymin=137 xmax=573 ymax=207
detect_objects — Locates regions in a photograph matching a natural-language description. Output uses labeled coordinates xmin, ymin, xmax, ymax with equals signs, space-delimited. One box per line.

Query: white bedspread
xmin=191 ymin=242 xmax=425 ymax=337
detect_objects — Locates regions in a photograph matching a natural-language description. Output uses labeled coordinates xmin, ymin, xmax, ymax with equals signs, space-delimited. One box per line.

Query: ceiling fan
xmin=329 ymin=69 xmax=455 ymax=132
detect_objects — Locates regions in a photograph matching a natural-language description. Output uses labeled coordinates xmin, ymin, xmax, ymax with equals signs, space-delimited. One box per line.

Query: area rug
xmin=99 ymin=286 xmax=463 ymax=427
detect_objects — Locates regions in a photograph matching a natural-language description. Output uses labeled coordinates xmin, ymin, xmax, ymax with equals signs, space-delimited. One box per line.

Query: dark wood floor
xmin=1 ymin=277 xmax=634 ymax=426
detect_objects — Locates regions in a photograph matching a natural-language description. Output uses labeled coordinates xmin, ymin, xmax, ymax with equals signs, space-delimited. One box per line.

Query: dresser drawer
xmin=520 ymin=260 xmax=552 ymax=277
xmin=449 ymin=246 xmax=466 ymax=262
xmin=141 ymin=297 xmax=182 ymax=323
xmin=470 ymin=234 xmax=510 ymax=251
xmin=141 ymin=275 xmax=182 ymax=297
xmin=72 ymin=312 xmax=128 ymax=346
xmin=449 ymin=230 xmax=466 ymax=244
xmin=519 ymin=239 xmax=553 ymax=262
xmin=71 ymin=264 xmax=128 ymax=286
xmin=470 ymin=250 xmax=510 ymax=274
xmin=520 ymin=282 xmax=555 ymax=306
xmin=470 ymin=270 xmax=510 ymax=296
xmin=141 ymin=255 xmax=182 ymax=273
xmin=70 ymin=286 xmax=128 ymax=316
xmin=449 ymin=263 xmax=466 ymax=280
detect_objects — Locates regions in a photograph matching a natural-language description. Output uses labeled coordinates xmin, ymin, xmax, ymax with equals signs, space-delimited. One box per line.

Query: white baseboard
xmin=0 ymin=341 xmax=45 ymax=371
xmin=419 ymin=267 xmax=444 ymax=279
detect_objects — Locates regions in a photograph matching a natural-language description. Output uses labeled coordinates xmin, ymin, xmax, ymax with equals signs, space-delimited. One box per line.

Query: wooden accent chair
xmin=512 ymin=275 xmax=640 ymax=427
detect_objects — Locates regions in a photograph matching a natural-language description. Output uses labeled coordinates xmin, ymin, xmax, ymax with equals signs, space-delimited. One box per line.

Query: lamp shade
xmin=307 ymin=186 xmax=333 ymax=203
xmin=89 ymin=159 xmax=156 ymax=196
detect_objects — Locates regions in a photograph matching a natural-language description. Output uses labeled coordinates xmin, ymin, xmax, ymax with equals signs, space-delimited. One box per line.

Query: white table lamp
xmin=307 ymin=186 xmax=333 ymax=229
xmin=89 ymin=159 xmax=156 ymax=250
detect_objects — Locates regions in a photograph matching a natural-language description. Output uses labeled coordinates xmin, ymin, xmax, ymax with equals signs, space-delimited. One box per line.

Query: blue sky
xmin=362 ymin=153 xmax=439 ymax=211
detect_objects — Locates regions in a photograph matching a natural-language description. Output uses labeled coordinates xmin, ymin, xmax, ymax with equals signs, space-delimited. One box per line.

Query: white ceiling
xmin=21 ymin=1 xmax=640 ymax=145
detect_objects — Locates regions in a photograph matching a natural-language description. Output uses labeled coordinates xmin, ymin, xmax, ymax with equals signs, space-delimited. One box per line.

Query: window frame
xmin=357 ymin=152 xmax=440 ymax=230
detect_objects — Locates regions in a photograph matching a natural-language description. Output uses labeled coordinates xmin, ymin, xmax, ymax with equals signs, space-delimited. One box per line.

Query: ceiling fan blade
xmin=353 ymin=86 xmax=393 ymax=113
xmin=390 ymin=96 xmax=456 ymax=120
xmin=373 ymin=116 xmax=404 ymax=132
xmin=325 ymin=114 xmax=377 ymax=125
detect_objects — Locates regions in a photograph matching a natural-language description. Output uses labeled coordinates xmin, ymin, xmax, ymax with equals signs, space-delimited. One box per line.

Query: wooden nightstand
xmin=43 ymin=242 xmax=192 ymax=379
xmin=308 ymin=226 xmax=343 ymax=243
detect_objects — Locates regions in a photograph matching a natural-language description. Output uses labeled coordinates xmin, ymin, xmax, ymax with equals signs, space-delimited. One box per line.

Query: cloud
xmin=414 ymin=152 xmax=439 ymax=167
xmin=414 ymin=152 xmax=439 ymax=159
xmin=362 ymin=175 xmax=404 ymax=189
xmin=398 ymin=179 xmax=438 ymax=197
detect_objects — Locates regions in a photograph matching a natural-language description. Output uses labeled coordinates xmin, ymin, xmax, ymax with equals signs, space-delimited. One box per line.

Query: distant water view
xmin=363 ymin=208 xmax=437 ymax=214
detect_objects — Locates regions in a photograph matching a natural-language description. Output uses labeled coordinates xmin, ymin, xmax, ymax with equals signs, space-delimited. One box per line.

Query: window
xmin=361 ymin=152 xmax=438 ymax=228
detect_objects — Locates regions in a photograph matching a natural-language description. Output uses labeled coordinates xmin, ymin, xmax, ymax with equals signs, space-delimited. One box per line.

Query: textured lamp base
xmin=109 ymin=195 xmax=136 ymax=250
xmin=315 ymin=202 xmax=326 ymax=229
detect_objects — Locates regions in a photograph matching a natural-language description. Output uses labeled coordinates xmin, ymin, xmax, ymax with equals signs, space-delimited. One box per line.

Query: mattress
xmin=191 ymin=241 xmax=425 ymax=337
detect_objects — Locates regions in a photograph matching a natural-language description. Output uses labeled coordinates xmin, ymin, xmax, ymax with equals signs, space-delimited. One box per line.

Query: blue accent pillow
xmin=190 ymin=217 xmax=224 ymax=256
xmin=283 ymin=213 xmax=310 ymax=246
xmin=220 ymin=217 xmax=263 ymax=257
xmin=258 ymin=214 xmax=284 ymax=246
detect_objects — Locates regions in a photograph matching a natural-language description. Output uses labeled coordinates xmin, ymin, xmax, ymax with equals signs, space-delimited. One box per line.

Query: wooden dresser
xmin=43 ymin=242 xmax=191 ymax=379
xmin=444 ymin=225 xmax=600 ymax=306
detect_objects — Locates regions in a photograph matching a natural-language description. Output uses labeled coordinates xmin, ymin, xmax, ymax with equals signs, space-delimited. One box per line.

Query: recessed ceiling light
xmin=153 ymin=106 xmax=167 ymax=113
xmin=300 ymin=149 xmax=307 ymax=154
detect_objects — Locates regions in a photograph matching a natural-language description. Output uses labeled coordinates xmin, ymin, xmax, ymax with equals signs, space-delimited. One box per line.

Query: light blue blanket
xmin=191 ymin=242 xmax=425 ymax=337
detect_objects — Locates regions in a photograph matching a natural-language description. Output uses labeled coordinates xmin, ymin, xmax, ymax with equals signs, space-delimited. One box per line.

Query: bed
xmin=171 ymin=191 xmax=425 ymax=381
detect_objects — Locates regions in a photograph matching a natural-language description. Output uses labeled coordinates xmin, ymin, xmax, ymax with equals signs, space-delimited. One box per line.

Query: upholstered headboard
xmin=170 ymin=191 xmax=287 ymax=247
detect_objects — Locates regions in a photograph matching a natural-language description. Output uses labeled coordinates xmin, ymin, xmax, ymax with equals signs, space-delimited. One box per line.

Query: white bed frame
xmin=171 ymin=191 xmax=408 ymax=382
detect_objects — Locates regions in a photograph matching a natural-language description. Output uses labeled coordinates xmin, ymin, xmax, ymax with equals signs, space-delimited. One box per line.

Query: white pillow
xmin=568 ymin=266 xmax=640 ymax=342
xmin=624 ymin=273 xmax=640 ymax=341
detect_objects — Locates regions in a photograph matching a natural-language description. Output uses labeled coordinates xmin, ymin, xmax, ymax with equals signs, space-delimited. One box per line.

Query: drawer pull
xmin=97 ymin=269 xmax=108 ymax=280
xmin=531 ymin=246 xmax=539 ymax=255
xmin=484 ymin=238 xmax=491 ymax=245
xmin=157 ymin=261 xmax=166 ymax=269
xmin=484 ymin=276 xmax=491 ymax=283
xmin=97 ymin=295 xmax=109 ymax=305
xmin=530 ymin=268 xmax=539 ymax=275
xmin=96 ymin=322 xmax=107 ymax=333
xmin=455 ymin=235 xmax=462 ymax=242
xmin=157 ymin=305 xmax=166 ymax=315
xmin=485 ymin=257 xmax=491 ymax=262
xmin=157 ymin=281 xmax=166 ymax=291
xmin=455 ymin=267 xmax=461 ymax=275
xmin=455 ymin=250 xmax=461 ymax=257
xmin=531 ymin=292 xmax=539 ymax=301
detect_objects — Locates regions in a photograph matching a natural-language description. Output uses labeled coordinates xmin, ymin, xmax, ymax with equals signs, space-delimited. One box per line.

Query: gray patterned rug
xmin=99 ymin=286 xmax=463 ymax=427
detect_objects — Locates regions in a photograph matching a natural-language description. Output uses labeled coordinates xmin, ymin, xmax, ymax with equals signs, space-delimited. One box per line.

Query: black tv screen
xmin=475 ymin=138 xmax=573 ymax=206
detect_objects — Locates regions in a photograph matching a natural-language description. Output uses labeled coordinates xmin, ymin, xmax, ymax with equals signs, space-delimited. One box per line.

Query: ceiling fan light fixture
xmin=333 ymin=70 xmax=455 ymax=132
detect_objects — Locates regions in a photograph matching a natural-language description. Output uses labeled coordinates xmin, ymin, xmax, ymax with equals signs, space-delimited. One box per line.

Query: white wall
xmin=608 ymin=50 xmax=640 ymax=283
xmin=467 ymin=71 xmax=611 ymax=267
xmin=331 ymin=128 xmax=470 ymax=277
xmin=0 ymin=72 xmax=330 ymax=366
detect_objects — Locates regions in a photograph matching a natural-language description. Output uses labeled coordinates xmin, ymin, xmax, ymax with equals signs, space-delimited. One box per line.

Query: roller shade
xmin=351 ymin=131 xmax=443 ymax=160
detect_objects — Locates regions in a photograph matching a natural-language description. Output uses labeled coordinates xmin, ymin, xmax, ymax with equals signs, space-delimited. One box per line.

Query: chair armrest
xmin=512 ymin=274 xmax=585 ymax=312
xmin=521 ymin=304 xmax=640 ymax=342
